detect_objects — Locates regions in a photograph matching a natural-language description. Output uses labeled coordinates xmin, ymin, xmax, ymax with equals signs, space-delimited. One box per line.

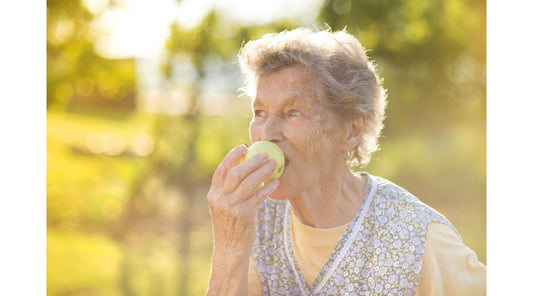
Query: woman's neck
xmin=288 ymin=169 xmax=367 ymax=229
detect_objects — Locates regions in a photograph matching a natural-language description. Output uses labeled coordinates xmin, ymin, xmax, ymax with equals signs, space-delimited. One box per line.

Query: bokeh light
xmin=131 ymin=133 xmax=154 ymax=156
xmin=86 ymin=132 xmax=106 ymax=154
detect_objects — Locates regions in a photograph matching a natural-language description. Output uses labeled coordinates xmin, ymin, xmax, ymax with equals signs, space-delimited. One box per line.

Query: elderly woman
xmin=206 ymin=27 xmax=485 ymax=295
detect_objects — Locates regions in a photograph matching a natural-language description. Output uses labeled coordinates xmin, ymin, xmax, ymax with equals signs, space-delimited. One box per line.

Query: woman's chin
xmin=266 ymin=165 xmax=295 ymax=200
xmin=266 ymin=179 xmax=292 ymax=200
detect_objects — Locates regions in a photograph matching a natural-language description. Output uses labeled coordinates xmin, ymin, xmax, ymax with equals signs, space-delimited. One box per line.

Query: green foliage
xmin=47 ymin=0 xmax=136 ymax=112
xmin=47 ymin=111 xmax=153 ymax=229
xmin=194 ymin=115 xmax=252 ymax=172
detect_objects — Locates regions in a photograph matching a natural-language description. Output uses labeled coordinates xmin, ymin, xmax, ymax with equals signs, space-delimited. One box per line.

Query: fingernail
xmin=237 ymin=145 xmax=247 ymax=153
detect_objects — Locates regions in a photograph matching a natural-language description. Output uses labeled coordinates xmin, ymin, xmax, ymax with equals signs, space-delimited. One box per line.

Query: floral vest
xmin=252 ymin=173 xmax=457 ymax=295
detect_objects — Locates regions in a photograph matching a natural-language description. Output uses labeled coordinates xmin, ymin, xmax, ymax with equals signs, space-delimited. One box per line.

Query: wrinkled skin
xmin=249 ymin=66 xmax=348 ymax=202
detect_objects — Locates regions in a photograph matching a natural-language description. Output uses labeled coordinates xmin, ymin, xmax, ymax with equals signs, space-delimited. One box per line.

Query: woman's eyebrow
xmin=252 ymin=98 xmax=265 ymax=108
xmin=253 ymin=94 xmax=317 ymax=111
xmin=282 ymin=97 xmax=316 ymax=111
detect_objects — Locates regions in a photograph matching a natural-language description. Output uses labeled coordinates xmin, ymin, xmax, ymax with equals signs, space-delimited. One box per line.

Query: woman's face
xmin=249 ymin=66 xmax=348 ymax=200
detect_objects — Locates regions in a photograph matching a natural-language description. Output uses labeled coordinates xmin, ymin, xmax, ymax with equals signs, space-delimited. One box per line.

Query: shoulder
xmin=370 ymin=174 xmax=428 ymax=207
xmin=370 ymin=174 xmax=423 ymax=208
xmin=417 ymin=222 xmax=486 ymax=295
xmin=368 ymin=174 xmax=457 ymax=234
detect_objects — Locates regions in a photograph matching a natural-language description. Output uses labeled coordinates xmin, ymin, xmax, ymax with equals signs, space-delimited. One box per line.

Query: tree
xmin=47 ymin=0 xmax=136 ymax=113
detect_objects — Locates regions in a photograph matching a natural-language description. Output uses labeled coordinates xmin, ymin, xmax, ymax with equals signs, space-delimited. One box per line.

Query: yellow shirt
xmin=248 ymin=210 xmax=486 ymax=295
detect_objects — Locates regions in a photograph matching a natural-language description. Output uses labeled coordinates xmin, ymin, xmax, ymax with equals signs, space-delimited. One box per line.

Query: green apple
xmin=244 ymin=140 xmax=285 ymax=182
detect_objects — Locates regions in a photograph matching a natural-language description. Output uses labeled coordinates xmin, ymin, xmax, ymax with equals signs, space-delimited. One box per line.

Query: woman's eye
xmin=254 ymin=110 xmax=266 ymax=117
xmin=288 ymin=109 xmax=301 ymax=117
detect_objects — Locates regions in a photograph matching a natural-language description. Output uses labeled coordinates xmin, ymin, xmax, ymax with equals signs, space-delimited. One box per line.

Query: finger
xmin=211 ymin=145 xmax=248 ymax=187
xmin=249 ymin=179 xmax=280 ymax=207
xmin=232 ymin=159 xmax=277 ymax=197
xmin=223 ymin=152 xmax=270 ymax=194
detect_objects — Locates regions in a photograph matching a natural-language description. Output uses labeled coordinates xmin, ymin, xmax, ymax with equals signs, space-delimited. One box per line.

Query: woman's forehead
xmin=254 ymin=67 xmax=322 ymax=106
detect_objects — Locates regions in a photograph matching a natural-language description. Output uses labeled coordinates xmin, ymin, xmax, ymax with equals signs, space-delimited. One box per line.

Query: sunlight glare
xmin=84 ymin=0 xmax=322 ymax=59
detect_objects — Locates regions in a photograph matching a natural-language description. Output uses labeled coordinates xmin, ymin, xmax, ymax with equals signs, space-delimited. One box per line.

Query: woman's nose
xmin=260 ymin=116 xmax=283 ymax=142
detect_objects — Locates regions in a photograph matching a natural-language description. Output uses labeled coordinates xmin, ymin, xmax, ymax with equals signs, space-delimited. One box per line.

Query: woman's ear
xmin=344 ymin=115 xmax=366 ymax=151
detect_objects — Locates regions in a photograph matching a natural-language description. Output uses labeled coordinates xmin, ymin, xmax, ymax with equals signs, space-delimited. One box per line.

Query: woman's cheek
xmin=303 ymin=121 xmax=327 ymax=156
xmin=249 ymin=121 xmax=260 ymax=142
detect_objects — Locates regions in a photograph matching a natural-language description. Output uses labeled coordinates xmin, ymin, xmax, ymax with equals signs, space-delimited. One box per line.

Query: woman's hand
xmin=206 ymin=144 xmax=279 ymax=295
xmin=208 ymin=144 xmax=279 ymax=253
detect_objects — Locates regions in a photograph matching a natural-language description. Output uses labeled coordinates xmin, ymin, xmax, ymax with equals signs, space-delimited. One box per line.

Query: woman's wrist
xmin=207 ymin=248 xmax=250 ymax=296
xmin=211 ymin=244 xmax=252 ymax=270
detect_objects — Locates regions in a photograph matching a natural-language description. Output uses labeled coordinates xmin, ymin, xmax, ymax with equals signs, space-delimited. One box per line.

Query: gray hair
xmin=238 ymin=27 xmax=388 ymax=167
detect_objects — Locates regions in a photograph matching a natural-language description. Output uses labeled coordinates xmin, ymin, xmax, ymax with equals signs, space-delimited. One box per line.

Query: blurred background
xmin=47 ymin=0 xmax=485 ymax=294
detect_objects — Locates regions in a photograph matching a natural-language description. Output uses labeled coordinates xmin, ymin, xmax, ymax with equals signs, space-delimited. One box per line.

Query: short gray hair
xmin=238 ymin=27 xmax=388 ymax=167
